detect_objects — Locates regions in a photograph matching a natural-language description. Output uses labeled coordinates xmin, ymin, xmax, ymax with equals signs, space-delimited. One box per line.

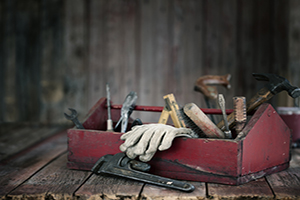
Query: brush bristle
xmin=177 ymin=108 xmax=206 ymax=138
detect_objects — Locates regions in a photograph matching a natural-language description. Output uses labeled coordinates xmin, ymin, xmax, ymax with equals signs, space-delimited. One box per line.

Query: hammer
xmin=217 ymin=73 xmax=300 ymax=131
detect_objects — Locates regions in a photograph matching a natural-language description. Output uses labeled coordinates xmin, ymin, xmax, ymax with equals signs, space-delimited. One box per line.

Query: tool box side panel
xmin=149 ymin=138 xmax=240 ymax=177
xmin=68 ymin=129 xmax=240 ymax=178
xmin=241 ymin=104 xmax=291 ymax=176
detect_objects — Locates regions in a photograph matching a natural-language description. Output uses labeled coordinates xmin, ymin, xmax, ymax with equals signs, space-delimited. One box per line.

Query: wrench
xmin=64 ymin=108 xmax=85 ymax=129
xmin=91 ymin=153 xmax=195 ymax=192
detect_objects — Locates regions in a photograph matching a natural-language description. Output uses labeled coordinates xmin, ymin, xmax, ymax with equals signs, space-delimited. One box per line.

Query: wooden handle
xmin=184 ymin=103 xmax=225 ymax=139
xmin=246 ymin=87 xmax=274 ymax=113
xmin=217 ymin=87 xmax=274 ymax=131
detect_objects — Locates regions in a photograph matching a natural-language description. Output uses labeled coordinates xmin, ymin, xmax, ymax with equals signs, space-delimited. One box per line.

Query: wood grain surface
xmin=8 ymin=153 xmax=91 ymax=199
xmin=266 ymin=149 xmax=300 ymax=199
xmin=0 ymin=125 xmax=300 ymax=200
xmin=141 ymin=181 xmax=206 ymax=200
xmin=75 ymin=173 xmax=143 ymax=199
xmin=0 ymin=124 xmax=67 ymax=161
xmin=0 ymin=125 xmax=68 ymax=196
xmin=207 ymin=178 xmax=273 ymax=199
xmin=1 ymin=0 xmax=299 ymax=124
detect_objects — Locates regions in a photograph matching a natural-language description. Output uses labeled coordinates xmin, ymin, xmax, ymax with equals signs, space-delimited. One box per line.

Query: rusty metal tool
xmin=64 ymin=108 xmax=85 ymax=129
xmin=115 ymin=91 xmax=138 ymax=133
xmin=194 ymin=74 xmax=232 ymax=100
xmin=91 ymin=152 xmax=195 ymax=192
xmin=106 ymin=83 xmax=114 ymax=131
xmin=158 ymin=94 xmax=186 ymax=128
xmin=233 ymin=96 xmax=247 ymax=133
xmin=218 ymin=94 xmax=231 ymax=139
xmin=217 ymin=73 xmax=300 ymax=131
xmin=194 ymin=74 xmax=231 ymax=123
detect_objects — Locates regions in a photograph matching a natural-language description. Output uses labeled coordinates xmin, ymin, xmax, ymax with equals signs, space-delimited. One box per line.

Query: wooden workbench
xmin=0 ymin=124 xmax=300 ymax=200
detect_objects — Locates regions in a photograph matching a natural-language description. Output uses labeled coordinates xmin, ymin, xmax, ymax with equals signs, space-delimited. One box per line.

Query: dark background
xmin=0 ymin=0 xmax=299 ymax=124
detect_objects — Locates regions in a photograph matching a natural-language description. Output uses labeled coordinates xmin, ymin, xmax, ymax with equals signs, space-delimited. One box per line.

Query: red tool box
xmin=67 ymin=97 xmax=291 ymax=185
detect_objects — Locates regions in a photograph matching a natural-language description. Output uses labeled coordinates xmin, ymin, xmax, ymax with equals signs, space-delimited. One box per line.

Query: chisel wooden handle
xmin=184 ymin=103 xmax=225 ymax=139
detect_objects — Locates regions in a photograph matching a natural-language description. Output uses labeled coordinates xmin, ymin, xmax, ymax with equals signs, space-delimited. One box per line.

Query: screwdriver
xmin=218 ymin=94 xmax=232 ymax=139
xmin=106 ymin=83 xmax=114 ymax=131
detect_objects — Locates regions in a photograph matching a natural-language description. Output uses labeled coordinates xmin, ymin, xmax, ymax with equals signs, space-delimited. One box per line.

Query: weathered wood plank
xmin=162 ymin=0 xmax=178 ymax=104
xmin=8 ymin=153 xmax=90 ymax=199
xmin=255 ymin=0 xmax=272 ymax=73
xmin=75 ymin=173 xmax=143 ymax=200
xmin=40 ymin=0 xmax=66 ymax=123
xmin=272 ymin=0 xmax=289 ymax=74
xmin=141 ymin=181 xmax=206 ymax=200
xmin=253 ymin=0 xmax=280 ymax=108
xmin=138 ymin=0 xmax=159 ymax=123
xmin=0 ymin=125 xmax=67 ymax=162
xmin=176 ymin=0 xmax=205 ymax=107
xmin=0 ymin=123 xmax=23 ymax=134
xmin=0 ymin=0 xmax=296 ymax=123
xmin=0 ymin=126 xmax=299 ymax=199
xmin=207 ymin=178 xmax=274 ymax=199
xmin=290 ymin=148 xmax=300 ymax=168
xmin=273 ymin=0 xmax=290 ymax=107
xmin=0 ymin=125 xmax=41 ymax=161
xmin=0 ymin=1 xmax=4 ymax=123
xmin=150 ymin=0 xmax=171 ymax=106
xmin=219 ymin=0 xmax=237 ymax=108
xmin=266 ymin=148 xmax=300 ymax=199
xmin=289 ymin=0 xmax=300 ymax=84
xmin=0 ymin=128 xmax=67 ymax=197
xmin=3 ymin=0 xmax=17 ymax=122
xmin=266 ymin=168 xmax=300 ymax=199
xmin=87 ymin=0 xmax=107 ymax=109
xmin=118 ymin=0 xmax=142 ymax=121
xmin=106 ymin=0 xmax=127 ymax=104
xmin=236 ymin=0 xmax=257 ymax=99
xmin=15 ymin=0 xmax=42 ymax=122
xmin=287 ymin=0 xmax=300 ymax=107
xmin=203 ymin=0 xmax=222 ymax=75
xmin=64 ymin=0 xmax=88 ymax=120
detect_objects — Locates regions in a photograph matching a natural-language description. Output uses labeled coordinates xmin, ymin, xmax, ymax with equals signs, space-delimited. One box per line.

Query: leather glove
xmin=119 ymin=124 xmax=198 ymax=162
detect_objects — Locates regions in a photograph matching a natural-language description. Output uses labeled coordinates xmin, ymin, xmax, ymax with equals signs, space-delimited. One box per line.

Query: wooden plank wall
xmin=0 ymin=0 xmax=299 ymax=124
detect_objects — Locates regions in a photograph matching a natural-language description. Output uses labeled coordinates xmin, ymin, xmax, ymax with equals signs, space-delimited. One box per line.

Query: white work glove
xmin=119 ymin=124 xmax=198 ymax=162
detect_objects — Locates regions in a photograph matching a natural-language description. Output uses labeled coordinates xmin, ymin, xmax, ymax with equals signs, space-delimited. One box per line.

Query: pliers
xmin=115 ymin=91 xmax=138 ymax=133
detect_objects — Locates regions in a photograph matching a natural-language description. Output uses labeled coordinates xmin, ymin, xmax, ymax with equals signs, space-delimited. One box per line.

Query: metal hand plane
xmin=91 ymin=152 xmax=195 ymax=192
